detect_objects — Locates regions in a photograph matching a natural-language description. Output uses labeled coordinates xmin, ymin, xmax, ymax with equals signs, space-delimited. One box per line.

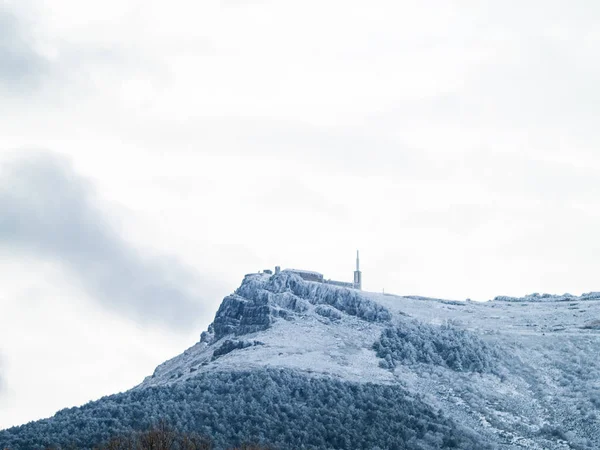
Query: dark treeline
xmin=1 ymin=422 xmax=272 ymax=450
xmin=69 ymin=422 xmax=270 ymax=450
xmin=0 ymin=369 xmax=490 ymax=450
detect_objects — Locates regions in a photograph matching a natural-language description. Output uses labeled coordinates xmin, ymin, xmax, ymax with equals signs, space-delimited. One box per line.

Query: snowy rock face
xmin=211 ymin=293 xmax=273 ymax=340
xmin=211 ymin=339 xmax=264 ymax=361
xmin=140 ymin=272 xmax=393 ymax=390
xmin=212 ymin=272 xmax=390 ymax=340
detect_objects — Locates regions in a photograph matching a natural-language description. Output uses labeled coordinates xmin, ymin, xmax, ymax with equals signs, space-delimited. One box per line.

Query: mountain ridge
xmin=2 ymin=271 xmax=599 ymax=449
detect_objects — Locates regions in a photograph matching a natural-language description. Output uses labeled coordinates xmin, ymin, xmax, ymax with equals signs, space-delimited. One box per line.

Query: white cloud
xmin=0 ymin=257 xmax=198 ymax=429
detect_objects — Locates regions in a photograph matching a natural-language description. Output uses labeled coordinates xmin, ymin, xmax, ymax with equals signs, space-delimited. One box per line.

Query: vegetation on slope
xmin=0 ymin=369 xmax=489 ymax=450
xmin=374 ymin=321 xmax=500 ymax=373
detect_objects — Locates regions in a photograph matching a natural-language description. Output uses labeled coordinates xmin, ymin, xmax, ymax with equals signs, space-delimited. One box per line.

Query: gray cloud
xmin=0 ymin=6 xmax=48 ymax=89
xmin=0 ymin=151 xmax=216 ymax=331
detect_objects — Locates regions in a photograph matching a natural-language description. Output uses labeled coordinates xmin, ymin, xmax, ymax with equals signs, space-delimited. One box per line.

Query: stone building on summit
xmin=273 ymin=251 xmax=362 ymax=290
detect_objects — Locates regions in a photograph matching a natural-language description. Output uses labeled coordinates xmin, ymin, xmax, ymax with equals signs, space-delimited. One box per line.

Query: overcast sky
xmin=1 ymin=0 xmax=600 ymax=430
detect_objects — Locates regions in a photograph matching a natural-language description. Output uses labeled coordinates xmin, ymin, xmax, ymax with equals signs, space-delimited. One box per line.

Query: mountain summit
xmin=2 ymin=271 xmax=600 ymax=449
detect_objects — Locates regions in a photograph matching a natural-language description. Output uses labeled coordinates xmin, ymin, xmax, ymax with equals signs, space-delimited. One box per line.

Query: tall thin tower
xmin=353 ymin=250 xmax=362 ymax=290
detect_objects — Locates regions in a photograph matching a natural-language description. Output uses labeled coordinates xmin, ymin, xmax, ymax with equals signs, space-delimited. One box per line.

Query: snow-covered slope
xmin=141 ymin=272 xmax=394 ymax=387
xmin=138 ymin=272 xmax=600 ymax=448
xmin=2 ymin=271 xmax=600 ymax=449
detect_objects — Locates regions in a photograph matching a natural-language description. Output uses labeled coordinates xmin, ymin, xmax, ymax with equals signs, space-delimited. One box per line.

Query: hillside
xmin=1 ymin=271 xmax=599 ymax=449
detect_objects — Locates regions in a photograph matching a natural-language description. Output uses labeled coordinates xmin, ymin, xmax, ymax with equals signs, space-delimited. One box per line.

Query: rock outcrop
xmin=211 ymin=272 xmax=391 ymax=340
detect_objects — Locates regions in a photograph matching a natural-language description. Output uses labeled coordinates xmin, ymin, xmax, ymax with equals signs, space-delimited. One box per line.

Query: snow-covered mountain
xmin=2 ymin=271 xmax=600 ymax=449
